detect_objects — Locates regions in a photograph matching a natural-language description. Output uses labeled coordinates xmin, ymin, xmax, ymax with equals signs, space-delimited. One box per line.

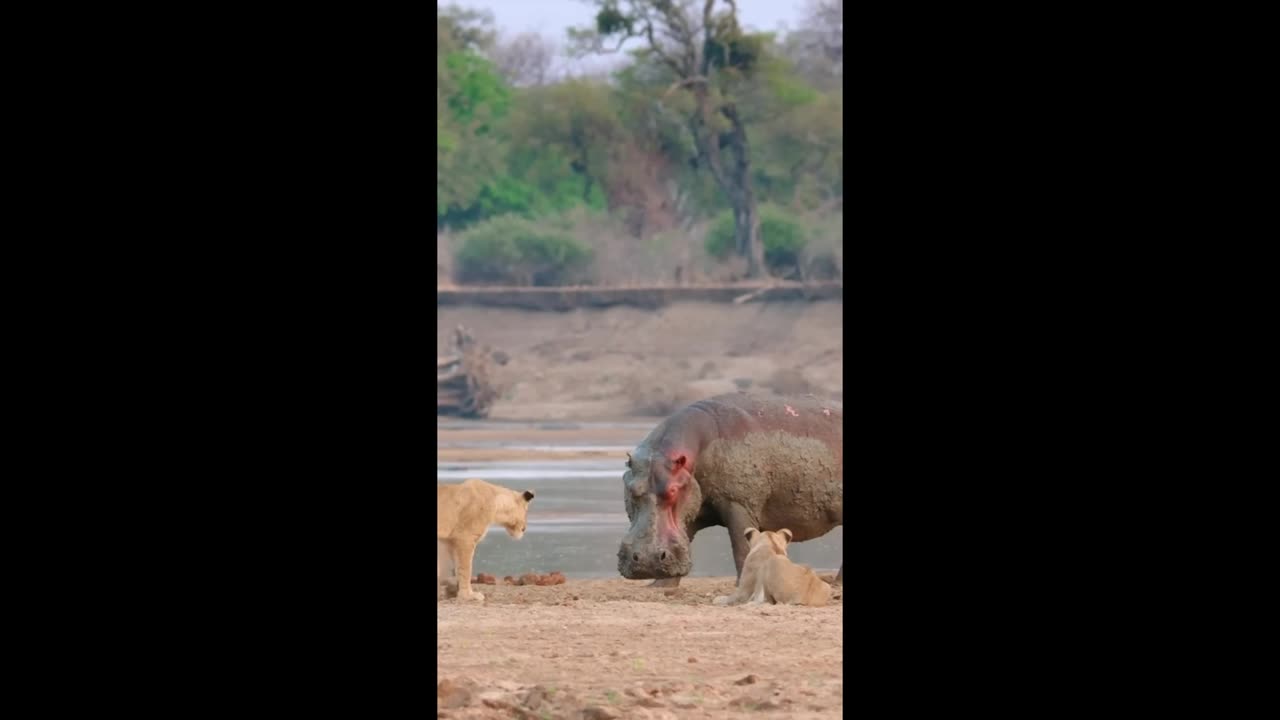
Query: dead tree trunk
xmin=437 ymin=325 xmax=501 ymax=418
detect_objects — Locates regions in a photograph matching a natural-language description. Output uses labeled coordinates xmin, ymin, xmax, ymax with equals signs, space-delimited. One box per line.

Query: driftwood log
xmin=437 ymin=325 xmax=502 ymax=418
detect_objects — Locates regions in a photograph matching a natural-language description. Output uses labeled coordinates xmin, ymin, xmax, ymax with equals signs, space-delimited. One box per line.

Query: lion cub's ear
xmin=744 ymin=527 xmax=758 ymax=541
xmin=779 ymin=529 xmax=793 ymax=543
xmin=522 ymin=490 xmax=535 ymax=502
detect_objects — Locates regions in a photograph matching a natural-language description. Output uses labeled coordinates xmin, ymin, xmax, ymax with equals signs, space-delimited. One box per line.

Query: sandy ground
xmin=437 ymin=578 xmax=843 ymax=719
xmin=438 ymin=301 xmax=843 ymax=421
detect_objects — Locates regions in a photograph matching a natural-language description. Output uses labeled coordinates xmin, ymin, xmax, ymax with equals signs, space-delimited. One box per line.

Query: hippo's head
xmin=617 ymin=443 xmax=702 ymax=579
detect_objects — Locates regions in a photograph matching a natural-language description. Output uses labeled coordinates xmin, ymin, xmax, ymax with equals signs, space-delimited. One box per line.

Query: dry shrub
xmin=799 ymin=212 xmax=842 ymax=282
xmin=624 ymin=375 xmax=740 ymax=416
xmin=557 ymin=211 xmax=753 ymax=286
xmin=572 ymin=209 xmax=699 ymax=286
xmin=437 ymin=233 xmax=455 ymax=286
xmin=764 ymin=368 xmax=815 ymax=396
xmin=624 ymin=374 xmax=684 ymax=416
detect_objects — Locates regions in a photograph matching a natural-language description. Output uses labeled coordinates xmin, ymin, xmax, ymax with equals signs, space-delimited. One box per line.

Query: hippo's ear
xmin=744 ymin=527 xmax=758 ymax=541
xmin=522 ymin=490 xmax=535 ymax=502
xmin=779 ymin=529 xmax=793 ymax=543
xmin=672 ymin=454 xmax=687 ymax=471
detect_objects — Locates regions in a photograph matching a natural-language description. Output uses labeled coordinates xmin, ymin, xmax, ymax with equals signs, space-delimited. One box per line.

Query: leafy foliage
xmin=705 ymin=205 xmax=808 ymax=274
xmin=436 ymin=1 xmax=842 ymax=282
xmin=455 ymin=215 xmax=593 ymax=286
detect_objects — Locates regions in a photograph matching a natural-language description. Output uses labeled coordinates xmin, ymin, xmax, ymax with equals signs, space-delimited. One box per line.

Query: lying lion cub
xmin=713 ymin=528 xmax=832 ymax=607
xmin=437 ymin=478 xmax=534 ymax=602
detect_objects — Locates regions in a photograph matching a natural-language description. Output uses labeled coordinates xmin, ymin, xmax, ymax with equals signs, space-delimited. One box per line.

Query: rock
xmin=670 ymin=695 xmax=700 ymax=709
xmin=731 ymin=695 xmax=784 ymax=710
xmin=481 ymin=698 xmax=521 ymax=713
xmin=734 ymin=674 xmax=759 ymax=685
xmin=522 ymin=685 xmax=554 ymax=710
xmin=687 ymin=657 xmax=697 ymax=663
xmin=582 ymin=705 xmax=620 ymax=720
xmin=437 ymin=678 xmax=474 ymax=708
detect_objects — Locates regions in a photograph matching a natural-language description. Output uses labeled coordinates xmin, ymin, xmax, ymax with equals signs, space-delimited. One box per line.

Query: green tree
xmin=571 ymin=0 xmax=773 ymax=277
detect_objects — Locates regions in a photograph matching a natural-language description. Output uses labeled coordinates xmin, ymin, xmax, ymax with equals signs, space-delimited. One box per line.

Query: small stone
xmin=437 ymin=678 xmax=473 ymax=708
xmin=735 ymin=674 xmax=759 ymax=685
xmin=582 ymin=705 xmax=620 ymax=720
xmin=687 ymin=657 xmax=697 ymax=663
xmin=522 ymin=685 xmax=554 ymax=709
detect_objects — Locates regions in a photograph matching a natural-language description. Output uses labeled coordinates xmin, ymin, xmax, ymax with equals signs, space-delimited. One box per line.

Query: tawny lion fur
xmin=437 ymin=478 xmax=534 ymax=602
xmin=712 ymin=528 xmax=832 ymax=607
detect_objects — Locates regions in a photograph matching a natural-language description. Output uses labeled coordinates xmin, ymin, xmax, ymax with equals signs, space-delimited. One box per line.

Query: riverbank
xmin=437 ymin=299 xmax=842 ymax=421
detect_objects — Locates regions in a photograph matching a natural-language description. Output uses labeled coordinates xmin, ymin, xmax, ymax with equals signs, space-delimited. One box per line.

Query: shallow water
xmin=438 ymin=450 xmax=843 ymax=580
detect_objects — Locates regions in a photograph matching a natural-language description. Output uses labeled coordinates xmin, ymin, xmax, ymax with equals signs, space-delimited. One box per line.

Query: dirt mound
xmin=502 ymin=571 xmax=567 ymax=586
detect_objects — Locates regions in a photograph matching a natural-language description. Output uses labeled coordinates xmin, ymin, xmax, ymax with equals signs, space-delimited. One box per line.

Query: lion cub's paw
xmin=713 ymin=595 xmax=732 ymax=606
xmin=458 ymin=590 xmax=486 ymax=602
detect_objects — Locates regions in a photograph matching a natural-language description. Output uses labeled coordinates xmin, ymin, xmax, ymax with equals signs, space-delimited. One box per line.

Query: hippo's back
xmin=685 ymin=394 xmax=842 ymax=536
xmin=686 ymin=392 xmax=842 ymax=445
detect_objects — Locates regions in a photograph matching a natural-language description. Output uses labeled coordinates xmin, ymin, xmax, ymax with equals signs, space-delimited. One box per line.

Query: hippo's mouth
xmin=659 ymin=505 xmax=683 ymax=543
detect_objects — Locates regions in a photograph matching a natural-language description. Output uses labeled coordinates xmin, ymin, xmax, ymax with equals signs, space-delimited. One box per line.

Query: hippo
xmin=618 ymin=392 xmax=842 ymax=587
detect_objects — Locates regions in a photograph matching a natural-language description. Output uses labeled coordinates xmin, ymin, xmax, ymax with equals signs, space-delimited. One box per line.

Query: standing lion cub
xmin=437 ymin=478 xmax=535 ymax=602
xmin=713 ymin=528 xmax=832 ymax=607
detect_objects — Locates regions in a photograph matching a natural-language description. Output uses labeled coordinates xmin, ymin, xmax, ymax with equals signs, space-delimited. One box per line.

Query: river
xmin=438 ymin=421 xmax=843 ymax=579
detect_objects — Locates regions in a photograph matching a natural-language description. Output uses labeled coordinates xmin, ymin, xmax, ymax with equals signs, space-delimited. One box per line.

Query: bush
xmin=454 ymin=215 xmax=592 ymax=286
xmin=704 ymin=205 xmax=807 ymax=276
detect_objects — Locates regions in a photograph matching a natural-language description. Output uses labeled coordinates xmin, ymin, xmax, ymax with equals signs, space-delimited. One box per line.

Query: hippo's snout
xmin=617 ymin=541 xmax=691 ymax=579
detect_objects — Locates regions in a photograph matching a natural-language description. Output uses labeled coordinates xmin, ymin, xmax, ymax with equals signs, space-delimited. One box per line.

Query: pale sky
xmin=447 ymin=0 xmax=806 ymax=40
xmin=446 ymin=0 xmax=810 ymax=75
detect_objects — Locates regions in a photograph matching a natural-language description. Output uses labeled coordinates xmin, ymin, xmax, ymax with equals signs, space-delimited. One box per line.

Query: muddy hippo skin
xmin=617 ymin=393 xmax=842 ymax=588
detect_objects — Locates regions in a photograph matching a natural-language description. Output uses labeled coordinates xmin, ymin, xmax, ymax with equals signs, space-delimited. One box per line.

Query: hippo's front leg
xmin=721 ymin=503 xmax=756 ymax=586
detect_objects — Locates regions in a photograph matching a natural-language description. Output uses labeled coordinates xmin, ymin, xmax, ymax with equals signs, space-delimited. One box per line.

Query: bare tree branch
xmin=642 ymin=20 xmax=684 ymax=74
xmin=662 ymin=75 xmax=708 ymax=98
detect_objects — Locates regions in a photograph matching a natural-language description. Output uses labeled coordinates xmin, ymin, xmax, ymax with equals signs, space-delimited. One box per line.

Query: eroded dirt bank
xmin=437 ymin=300 xmax=843 ymax=421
